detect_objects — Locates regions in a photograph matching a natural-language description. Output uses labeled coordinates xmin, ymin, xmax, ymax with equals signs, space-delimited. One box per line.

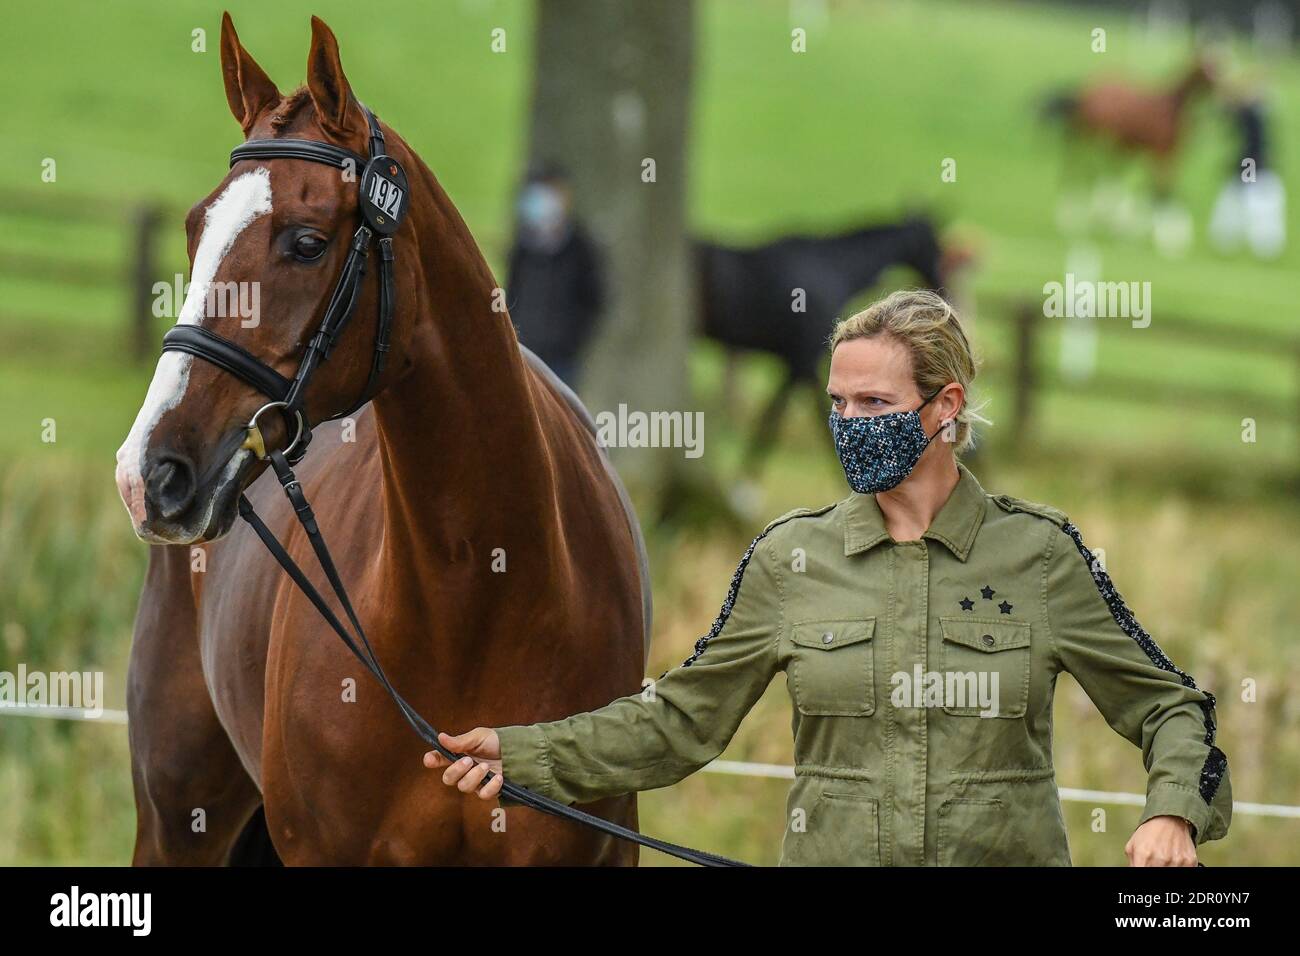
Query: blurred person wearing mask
xmin=505 ymin=165 xmax=605 ymax=389
xmin=426 ymin=290 xmax=1231 ymax=867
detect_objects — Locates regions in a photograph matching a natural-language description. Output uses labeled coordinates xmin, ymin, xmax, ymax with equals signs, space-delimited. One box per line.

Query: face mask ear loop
xmin=918 ymin=385 xmax=948 ymax=444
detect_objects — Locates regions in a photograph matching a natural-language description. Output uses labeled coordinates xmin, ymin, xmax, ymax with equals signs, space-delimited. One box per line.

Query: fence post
xmin=130 ymin=204 xmax=163 ymax=362
xmin=1011 ymin=301 xmax=1038 ymax=451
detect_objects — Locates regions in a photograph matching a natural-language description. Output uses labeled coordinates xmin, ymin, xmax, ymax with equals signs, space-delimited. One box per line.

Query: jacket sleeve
xmin=1044 ymin=521 xmax=1231 ymax=845
xmin=495 ymin=534 xmax=784 ymax=807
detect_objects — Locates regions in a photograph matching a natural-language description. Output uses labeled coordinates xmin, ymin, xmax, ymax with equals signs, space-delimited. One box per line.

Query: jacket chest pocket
xmin=788 ymin=618 xmax=875 ymax=717
xmin=938 ymin=617 xmax=1031 ymax=718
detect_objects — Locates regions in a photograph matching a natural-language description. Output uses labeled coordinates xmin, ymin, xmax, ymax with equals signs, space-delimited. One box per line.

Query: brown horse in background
xmin=1044 ymin=56 xmax=1217 ymax=196
xmin=116 ymin=15 xmax=648 ymax=865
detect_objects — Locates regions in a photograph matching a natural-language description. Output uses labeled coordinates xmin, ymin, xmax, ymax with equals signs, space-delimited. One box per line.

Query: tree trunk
xmin=525 ymin=0 xmax=696 ymax=501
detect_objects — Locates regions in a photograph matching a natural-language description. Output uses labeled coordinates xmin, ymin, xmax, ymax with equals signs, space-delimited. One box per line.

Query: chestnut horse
xmin=1044 ymin=56 xmax=1217 ymax=196
xmin=116 ymin=15 xmax=649 ymax=865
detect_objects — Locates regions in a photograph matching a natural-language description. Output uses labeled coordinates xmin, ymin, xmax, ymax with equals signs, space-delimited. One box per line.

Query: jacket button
xmin=981 ymin=634 xmax=995 ymax=647
xmin=822 ymin=632 xmax=834 ymax=645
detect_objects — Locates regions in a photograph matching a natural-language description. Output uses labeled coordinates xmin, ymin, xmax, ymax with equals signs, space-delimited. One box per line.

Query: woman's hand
xmin=1125 ymin=816 xmax=1198 ymax=866
xmin=423 ymin=728 xmax=504 ymax=801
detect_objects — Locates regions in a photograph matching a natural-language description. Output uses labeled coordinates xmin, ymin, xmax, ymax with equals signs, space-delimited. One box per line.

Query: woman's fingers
xmin=423 ymin=728 xmax=505 ymax=800
xmin=423 ymin=751 xmax=459 ymax=770
xmin=477 ymin=769 xmax=505 ymax=800
xmin=441 ymin=755 xmax=476 ymax=786
xmin=436 ymin=755 xmax=504 ymax=800
xmin=457 ymin=759 xmax=491 ymax=794
xmin=435 ymin=728 xmax=502 ymax=759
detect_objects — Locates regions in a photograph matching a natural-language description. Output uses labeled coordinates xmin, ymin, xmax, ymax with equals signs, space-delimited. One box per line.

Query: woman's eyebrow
xmin=849 ymin=387 xmax=898 ymax=401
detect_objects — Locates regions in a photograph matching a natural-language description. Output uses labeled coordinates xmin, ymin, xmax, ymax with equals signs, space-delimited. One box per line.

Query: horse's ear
xmin=220 ymin=12 xmax=281 ymax=135
xmin=306 ymin=16 xmax=366 ymax=140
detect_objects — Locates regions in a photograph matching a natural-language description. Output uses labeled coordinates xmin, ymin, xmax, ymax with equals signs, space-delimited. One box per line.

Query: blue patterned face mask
xmin=829 ymin=387 xmax=943 ymax=494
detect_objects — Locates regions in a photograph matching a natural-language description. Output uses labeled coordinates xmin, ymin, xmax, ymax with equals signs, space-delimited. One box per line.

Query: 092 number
xmin=367 ymin=175 xmax=403 ymax=218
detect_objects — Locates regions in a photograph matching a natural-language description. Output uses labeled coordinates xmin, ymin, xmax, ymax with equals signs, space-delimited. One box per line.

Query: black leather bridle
xmin=162 ymin=108 xmax=401 ymax=464
xmin=163 ymin=106 xmax=744 ymax=867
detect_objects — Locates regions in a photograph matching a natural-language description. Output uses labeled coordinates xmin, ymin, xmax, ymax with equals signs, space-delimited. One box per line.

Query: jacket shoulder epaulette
xmin=762 ymin=502 xmax=838 ymax=535
xmin=990 ymin=493 xmax=1069 ymax=528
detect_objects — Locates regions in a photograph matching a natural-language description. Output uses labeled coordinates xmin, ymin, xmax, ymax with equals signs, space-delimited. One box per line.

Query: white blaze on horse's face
xmin=115 ymin=169 xmax=273 ymax=536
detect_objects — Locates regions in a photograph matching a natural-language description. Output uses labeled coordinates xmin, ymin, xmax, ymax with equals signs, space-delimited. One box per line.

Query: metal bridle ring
xmin=244 ymin=401 xmax=306 ymax=461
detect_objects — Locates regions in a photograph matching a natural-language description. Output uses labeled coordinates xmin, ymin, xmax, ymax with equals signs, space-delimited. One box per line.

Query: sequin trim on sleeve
xmin=1062 ymin=522 xmax=1227 ymax=805
xmin=675 ymin=511 xmax=809 ymax=670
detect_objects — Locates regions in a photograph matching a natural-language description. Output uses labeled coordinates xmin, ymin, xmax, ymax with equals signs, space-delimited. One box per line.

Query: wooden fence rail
xmin=977 ymin=295 xmax=1300 ymax=461
xmin=0 ymin=186 xmax=173 ymax=361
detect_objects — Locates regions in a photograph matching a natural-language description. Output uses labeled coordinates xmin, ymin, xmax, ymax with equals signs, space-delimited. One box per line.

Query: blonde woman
xmin=426 ymin=289 xmax=1231 ymax=866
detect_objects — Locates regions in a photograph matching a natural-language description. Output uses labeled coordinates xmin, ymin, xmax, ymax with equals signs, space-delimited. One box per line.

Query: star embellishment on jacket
xmin=959 ymin=597 xmax=975 ymax=611
xmin=998 ymin=600 xmax=1013 ymax=615
xmin=980 ymin=585 xmax=995 ymax=600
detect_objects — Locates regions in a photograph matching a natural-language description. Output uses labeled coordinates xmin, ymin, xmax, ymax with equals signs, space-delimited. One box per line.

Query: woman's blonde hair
xmin=828 ymin=289 xmax=990 ymax=454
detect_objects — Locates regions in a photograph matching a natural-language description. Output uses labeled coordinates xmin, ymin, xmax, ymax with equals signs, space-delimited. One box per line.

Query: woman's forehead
xmin=828 ymin=336 xmax=914 ymax=391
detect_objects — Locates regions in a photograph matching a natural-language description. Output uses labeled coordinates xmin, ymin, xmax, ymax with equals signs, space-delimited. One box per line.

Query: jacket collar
xmin=841 ymin=462 xmax=987 ymax=562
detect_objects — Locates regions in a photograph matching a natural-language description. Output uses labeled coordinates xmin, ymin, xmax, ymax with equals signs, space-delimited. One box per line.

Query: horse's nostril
xmin=146 ymin=453 xmax=198 ymax=521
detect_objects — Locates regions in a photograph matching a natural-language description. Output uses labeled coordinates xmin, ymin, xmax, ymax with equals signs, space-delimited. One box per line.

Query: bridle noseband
xmin=154 ymin=107 xmax=744 ymax=867
xmin=161 ymin=106 xmax=406 ymax=463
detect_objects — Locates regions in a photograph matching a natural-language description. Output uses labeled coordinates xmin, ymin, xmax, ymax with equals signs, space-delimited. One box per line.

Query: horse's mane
xmin=269 ymin=87 xmax=314 ymax=132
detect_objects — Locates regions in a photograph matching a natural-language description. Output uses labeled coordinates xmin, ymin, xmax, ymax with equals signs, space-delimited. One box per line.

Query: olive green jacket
xmin=497 ymin=464 xmax=1231 ymax=865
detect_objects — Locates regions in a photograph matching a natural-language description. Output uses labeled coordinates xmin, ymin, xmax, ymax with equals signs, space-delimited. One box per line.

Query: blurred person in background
xmin=505 ymin=163 xmax=605 ymax=389
xmin=1209 ymin=80 xmax=1286 ymax=259
xmin=425 ymin=289 xmax=1232 ymax=867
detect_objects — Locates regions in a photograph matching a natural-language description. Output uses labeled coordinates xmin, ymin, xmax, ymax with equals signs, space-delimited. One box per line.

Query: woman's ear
xmin=940 ymin=382 xmax=965 ymax=429
xmin=220 ymin=12 xmax=281 ymax=135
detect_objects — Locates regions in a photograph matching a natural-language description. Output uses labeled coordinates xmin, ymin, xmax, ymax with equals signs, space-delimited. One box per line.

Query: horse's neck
xmin=368 ymin=159 xmax=557 ymax=566
xmin=831 ymin=223 xmax=926 ymax=289
xmin=1170 ymin=69 xmax=1207 ymax=107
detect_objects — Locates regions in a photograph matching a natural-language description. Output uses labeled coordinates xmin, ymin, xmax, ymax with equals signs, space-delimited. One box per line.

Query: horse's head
xmin=1182 ymin=54 xmax=1219 ymax=98
xmin=116 ymin=14 xmax=410 ymax=544
xmin=893 ymin=214 xmax=979 ymax=303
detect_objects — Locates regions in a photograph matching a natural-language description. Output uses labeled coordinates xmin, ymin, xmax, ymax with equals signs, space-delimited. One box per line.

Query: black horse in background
xmin=697 ymin=215 xmax=970 ymax=476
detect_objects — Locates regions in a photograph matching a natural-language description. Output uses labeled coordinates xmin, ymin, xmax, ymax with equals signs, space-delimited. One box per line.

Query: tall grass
xmin=0 ymin=458 xmax=140 ymax=865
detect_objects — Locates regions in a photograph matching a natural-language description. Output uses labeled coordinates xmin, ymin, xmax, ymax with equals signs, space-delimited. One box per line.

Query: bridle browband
xmin=161 ymin=106 xmax=403 ymax=464
xmin=157 ymin=105 xmax=744 ymax=867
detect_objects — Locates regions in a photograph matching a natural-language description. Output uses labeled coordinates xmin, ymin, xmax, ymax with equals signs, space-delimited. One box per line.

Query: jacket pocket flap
xmin=791 ymin=618 xmax=875 ymax=651
xmin=939 ymin=617 xmax=1031 ymax=653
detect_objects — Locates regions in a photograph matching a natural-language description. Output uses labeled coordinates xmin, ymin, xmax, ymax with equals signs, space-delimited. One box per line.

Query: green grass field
xmin=2 ymin=0 xmax=1299 ymax=865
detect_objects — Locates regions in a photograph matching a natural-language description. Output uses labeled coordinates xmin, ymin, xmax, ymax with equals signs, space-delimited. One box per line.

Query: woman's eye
xmin=294 ymin=235 xmax=327 ymax=261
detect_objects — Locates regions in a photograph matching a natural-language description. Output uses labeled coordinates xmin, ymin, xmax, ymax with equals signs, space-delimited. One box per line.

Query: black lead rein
xmin=174 ymin=105 xmax=745 ymax=867
xmin=238 ymin=453 xmax=743 ymax=867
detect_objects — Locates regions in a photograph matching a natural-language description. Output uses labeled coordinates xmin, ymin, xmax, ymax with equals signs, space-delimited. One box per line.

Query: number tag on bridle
xmin=360 ymin=155 xmax=408 ymax=235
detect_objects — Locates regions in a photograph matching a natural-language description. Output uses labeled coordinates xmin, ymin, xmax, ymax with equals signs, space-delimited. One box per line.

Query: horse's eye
xmin=294 ymin=234 xmax=327 ymax=261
